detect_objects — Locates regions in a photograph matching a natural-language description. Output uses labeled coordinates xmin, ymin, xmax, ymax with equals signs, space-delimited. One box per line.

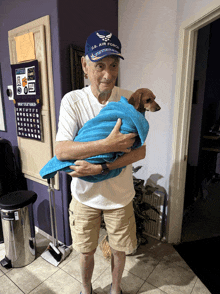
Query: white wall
xmin=176 ymin=0 xmax=218 ymax=25
xmin=119 ymin=0 xmax=177 ymax=191
xmin=118 ymin=0 xmax=218 ymax=240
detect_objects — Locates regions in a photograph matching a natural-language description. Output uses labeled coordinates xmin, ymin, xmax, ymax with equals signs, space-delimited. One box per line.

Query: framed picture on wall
xmin=0 ymin=64 xmax=6 ymax=132
xmin=70 ymin=45 xmax=85 ymax=90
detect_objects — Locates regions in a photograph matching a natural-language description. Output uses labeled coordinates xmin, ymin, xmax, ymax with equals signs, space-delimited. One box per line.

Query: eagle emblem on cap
xmin=96 ymin=32 xmax=112 ymax=42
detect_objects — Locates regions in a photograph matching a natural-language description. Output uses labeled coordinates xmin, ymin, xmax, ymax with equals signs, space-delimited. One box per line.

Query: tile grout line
xmin=142 ymin=255 xmax=197 ymax=294
xmin=134 ymin=278 xmax=146 ymax=294
xmin=60 ymin=253 xmax=112 ymax=285
xmin=60 ymin=266 xmax=82 ymax=284
xmin=26 ymin=267 xmax=61 ymax=294
xmin=4 ymin=272 xmax=26 ymax=294
xmin=189 ymin=276 xmax=199 ymax=294
xmin=91 ymin=265 xmax=109 ymax=285
xmin=143 ymin=279 xmax=170 ymax=294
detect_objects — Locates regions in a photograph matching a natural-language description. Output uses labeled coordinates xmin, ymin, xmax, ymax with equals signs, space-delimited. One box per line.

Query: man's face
xmin=84 ymin=56 xmax=119 ymax=98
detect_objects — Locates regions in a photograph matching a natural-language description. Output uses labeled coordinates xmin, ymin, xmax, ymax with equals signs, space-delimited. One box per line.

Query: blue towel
xmin=40 ymin=96 xmax=149 ymax=182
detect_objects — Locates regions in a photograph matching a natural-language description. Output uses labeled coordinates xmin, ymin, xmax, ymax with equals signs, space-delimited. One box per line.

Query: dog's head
xmin=128 ymin=88 xmax=161 ymax=112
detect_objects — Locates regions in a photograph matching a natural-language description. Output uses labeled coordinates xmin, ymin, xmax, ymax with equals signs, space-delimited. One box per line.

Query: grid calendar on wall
xmin=11 ymin=60 xmax=42 ymax=141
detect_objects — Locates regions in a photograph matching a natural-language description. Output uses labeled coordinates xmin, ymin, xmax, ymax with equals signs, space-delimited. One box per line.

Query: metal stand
xmin=41 ymin=178 xmax=71 ymax=266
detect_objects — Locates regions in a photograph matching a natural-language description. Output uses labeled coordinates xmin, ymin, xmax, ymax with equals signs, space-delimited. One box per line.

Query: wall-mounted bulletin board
xmin=8 ymin=16 xmax=59 ymax=189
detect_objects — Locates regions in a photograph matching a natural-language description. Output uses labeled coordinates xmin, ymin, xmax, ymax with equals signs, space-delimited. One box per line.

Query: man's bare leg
xmin=80 ymin=249 xmax=96 ymax=294
xmin=110 ymin=247 xmax=125 ymax=294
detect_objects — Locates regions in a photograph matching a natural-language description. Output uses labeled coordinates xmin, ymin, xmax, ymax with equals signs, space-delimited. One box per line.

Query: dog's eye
xmin=146 ymin=99 xmax=151 ymax=103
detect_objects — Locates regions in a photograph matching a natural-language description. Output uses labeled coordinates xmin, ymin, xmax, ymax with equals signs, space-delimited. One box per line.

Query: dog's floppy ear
xmin=128 ymin=92 xmax=142 ymax=111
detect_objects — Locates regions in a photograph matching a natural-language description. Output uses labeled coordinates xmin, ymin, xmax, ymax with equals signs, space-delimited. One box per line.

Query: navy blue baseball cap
xmin=85 ymin=30 xmax=124 ymax=62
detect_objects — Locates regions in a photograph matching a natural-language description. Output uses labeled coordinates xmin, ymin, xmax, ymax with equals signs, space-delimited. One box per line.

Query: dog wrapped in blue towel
xmin=40 ymin=88 xmax=160 ymax=182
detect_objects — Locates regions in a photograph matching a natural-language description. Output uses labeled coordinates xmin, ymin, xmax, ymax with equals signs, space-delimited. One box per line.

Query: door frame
xmin=167 ymin=1 xmax=220 ymax=244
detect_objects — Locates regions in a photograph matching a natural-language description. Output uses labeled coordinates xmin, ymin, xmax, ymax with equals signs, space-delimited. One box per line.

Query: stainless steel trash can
xmin=0 ymin=191 xmax=37 ymax=268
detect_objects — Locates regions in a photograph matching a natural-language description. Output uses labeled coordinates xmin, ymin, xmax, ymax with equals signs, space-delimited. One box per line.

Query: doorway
xmin=168 ymin=2 xmax=220 ymax=244
xmin=182 ymin=19 xmax=220 ymax=242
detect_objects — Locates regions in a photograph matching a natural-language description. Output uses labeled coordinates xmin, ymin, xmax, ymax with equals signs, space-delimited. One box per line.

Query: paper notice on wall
xmin=15 ymin=32 xmax=36 ymax=63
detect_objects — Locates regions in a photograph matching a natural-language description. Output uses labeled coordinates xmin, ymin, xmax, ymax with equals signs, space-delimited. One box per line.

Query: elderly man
xmin=55 ymin=30 xmax=146 ymax=294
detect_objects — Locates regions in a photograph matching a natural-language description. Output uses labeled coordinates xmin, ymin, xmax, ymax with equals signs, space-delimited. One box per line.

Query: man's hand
xmin=105 ymin=118 xmax=137 ymax=153
xmin=67 ymin=145 xmax=146 ymax=178
xmin=67 ymin=160 xmax=102 ymax=178
xmin=55 ymin=118 xmax=137 ymax=162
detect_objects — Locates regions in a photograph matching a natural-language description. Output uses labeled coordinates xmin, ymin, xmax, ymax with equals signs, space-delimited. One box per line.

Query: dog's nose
xmin=155 ymin=105 xmax=161 ymax=111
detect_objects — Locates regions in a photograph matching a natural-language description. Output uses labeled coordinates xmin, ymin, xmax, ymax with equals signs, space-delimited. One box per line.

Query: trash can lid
xmin=0 ymin=190 xmax=37 ymax=210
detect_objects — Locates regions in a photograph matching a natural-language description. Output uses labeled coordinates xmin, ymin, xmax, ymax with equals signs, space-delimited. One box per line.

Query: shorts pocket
xmin=69 ymin=209 xmax=75 ymax=227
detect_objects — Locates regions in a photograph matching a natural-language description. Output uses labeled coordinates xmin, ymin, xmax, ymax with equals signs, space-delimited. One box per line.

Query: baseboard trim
xmin=35 ymin=226 xmax=53 ymax=242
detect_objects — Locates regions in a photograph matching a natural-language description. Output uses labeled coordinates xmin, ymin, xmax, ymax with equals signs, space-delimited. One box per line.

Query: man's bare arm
xmin=68 ymin=145 xmax=146 ymax=178
xmin=107 ymin=144 xmax=146 ymax=170
xmin=55 ymin=119 xmax=136 ymax=161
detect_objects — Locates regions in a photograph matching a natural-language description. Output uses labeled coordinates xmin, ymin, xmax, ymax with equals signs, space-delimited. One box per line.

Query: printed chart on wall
xmin=11 ymin=60 xmax=42 ymax=141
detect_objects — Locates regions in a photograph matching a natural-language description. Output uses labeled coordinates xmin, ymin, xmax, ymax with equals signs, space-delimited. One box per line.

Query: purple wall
xmin=0 ymin=0 xmax=64 ymax=241
xmin=58 ymin=0 xmax=118 ymax=96
xmin=0 ymin=0 xmax=61 ymax=145
xmin=0 ymin=0 xmax=118 ymax=245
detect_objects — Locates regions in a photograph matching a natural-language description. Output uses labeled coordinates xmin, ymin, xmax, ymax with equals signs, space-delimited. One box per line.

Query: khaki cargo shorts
xmin=69 ymin=197 xmax=137 ymax=254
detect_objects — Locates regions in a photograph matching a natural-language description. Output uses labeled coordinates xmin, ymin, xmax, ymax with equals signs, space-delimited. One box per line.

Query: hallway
xmin=182 ymin=181 xmax=220 ymax=243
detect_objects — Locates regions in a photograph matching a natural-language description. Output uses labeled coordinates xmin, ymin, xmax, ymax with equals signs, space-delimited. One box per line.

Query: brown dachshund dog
xmin=128 ymin=88 xmax=161 ymax=112
xmin=100 ymin=89 xmax=160 ymax=260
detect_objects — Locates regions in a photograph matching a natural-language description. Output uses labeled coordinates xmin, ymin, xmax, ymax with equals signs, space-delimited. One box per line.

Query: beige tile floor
xmin=0 ymin=229 xmax=211 ymax=294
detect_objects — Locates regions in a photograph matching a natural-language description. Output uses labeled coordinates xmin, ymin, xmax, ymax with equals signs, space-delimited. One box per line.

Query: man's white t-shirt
xmin=56 ymin=86 xmax=135 ymax=210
